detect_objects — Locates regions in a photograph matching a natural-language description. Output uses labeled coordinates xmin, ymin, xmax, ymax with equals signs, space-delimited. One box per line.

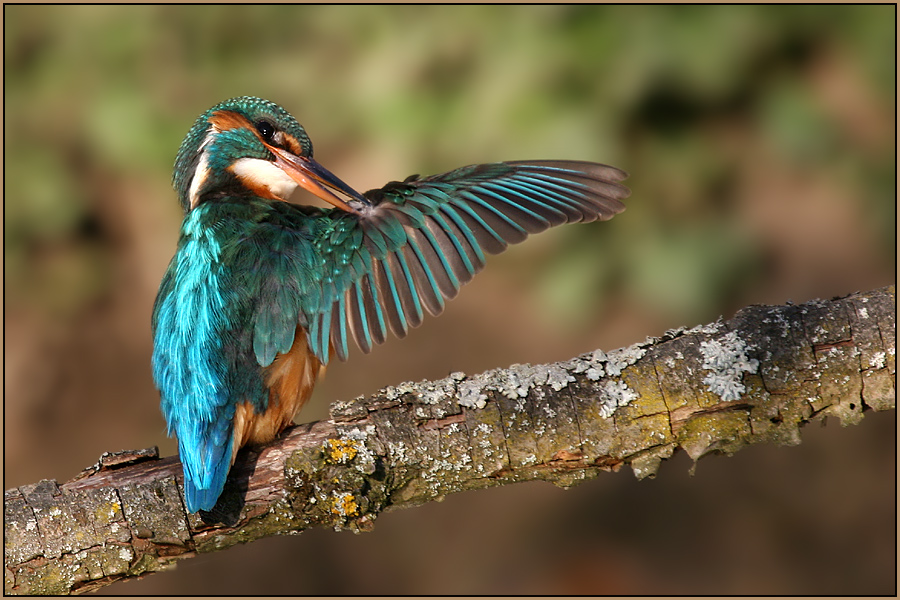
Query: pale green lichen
xmin=417 ymin=376 xmax=458 ymax=405
xmin=700 ymin=331 xmax=759 ymax=401
xmin=603 ymin=345 xmax=647 ymax=377
xmin=458 ymin=375 xmax=489 ymax=409
xmin=599 ymin=380 xmax=639 ymax=418
xmin=352 ymin=339 xmax=655 ymax=423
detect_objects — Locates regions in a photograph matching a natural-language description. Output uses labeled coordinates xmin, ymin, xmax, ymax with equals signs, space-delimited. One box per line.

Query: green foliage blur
xmin=4 ymin=5 xmax=895 ymax=595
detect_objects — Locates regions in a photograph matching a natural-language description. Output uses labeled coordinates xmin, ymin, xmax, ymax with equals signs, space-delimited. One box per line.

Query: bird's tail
xmin=178 ymin=424 xmax=235 ymax=513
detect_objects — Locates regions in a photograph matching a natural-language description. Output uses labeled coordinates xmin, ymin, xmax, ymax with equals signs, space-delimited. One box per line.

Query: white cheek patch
xmin=188 ymin=153 xmax=210 ymax=210
xmin=188 ymin=129 xmax=216 ymax=210
xmin=229 ymin=157 xmax=299 ymax=200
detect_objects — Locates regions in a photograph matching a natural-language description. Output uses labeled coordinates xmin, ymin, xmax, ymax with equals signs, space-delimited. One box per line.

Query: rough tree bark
xmin=4 ymin=286 xmax=895 ymax=595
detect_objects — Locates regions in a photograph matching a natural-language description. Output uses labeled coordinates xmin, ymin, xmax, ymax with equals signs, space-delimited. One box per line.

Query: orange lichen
xmin=330 ymin=492 xmax=358 ymax=517
xmin=324 ymin=439 xmax=359 ymax=464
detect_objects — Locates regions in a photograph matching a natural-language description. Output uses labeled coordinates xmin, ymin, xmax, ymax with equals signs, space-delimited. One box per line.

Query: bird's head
xmin=173 ymin=96 xmax=367 ymax=213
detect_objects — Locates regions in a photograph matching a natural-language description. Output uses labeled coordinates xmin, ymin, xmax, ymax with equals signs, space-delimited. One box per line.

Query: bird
xmin=152 ymin=96 xmax=630 ymax=513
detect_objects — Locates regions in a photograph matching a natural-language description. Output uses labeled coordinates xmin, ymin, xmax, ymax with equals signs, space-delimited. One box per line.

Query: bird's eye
xmin=255 ymin=120 xmax=276 ymax=142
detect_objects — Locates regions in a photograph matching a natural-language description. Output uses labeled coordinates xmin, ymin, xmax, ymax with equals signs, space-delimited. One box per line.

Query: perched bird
xmin=152 ymin=96 xmax=629 ymax=513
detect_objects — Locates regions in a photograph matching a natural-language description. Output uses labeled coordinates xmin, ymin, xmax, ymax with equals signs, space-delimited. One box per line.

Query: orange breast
xmin=231 ymin=326 xmax=324 ymax=462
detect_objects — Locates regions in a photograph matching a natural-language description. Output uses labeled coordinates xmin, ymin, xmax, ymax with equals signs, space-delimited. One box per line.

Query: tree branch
xmin=5 ymin=286 xmax=895 ymax=595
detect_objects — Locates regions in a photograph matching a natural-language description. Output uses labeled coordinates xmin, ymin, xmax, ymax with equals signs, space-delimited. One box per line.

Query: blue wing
xmin=296 ymin=160 xmax=629 ymax=363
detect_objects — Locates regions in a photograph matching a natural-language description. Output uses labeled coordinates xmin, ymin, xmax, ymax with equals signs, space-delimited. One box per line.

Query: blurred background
xmin=4 ymin=5 xmax=895 ymax=594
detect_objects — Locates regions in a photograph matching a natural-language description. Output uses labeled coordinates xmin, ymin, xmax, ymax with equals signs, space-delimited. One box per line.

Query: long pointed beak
xmin=270 ymin=147 xmax=369 ymax=213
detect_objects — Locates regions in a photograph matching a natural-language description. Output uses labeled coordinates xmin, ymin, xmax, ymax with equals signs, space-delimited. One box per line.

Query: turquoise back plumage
xmin=152 ymin=97 xmax=629 ymax=513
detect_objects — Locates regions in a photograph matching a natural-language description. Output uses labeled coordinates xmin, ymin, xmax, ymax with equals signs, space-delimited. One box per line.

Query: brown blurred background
xmin=4 ymin=5 xmax=895 ymax=594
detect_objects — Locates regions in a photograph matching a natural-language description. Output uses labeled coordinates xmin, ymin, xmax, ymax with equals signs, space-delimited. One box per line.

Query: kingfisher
xmin=152 ymin=96 xmax=629 ymax=513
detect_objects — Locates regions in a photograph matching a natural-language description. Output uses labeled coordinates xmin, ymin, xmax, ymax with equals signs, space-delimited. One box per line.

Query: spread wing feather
xmin=291 ymin=159 xmax=629 ymax=364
